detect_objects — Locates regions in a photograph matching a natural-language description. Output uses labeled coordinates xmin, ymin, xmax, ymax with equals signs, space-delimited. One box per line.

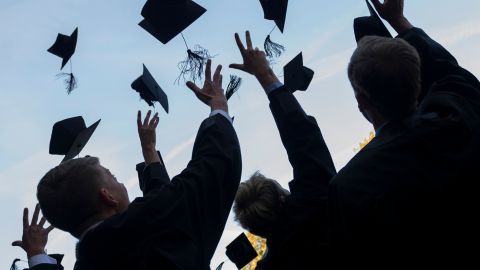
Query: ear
xmin=99 ymin=188 xmax=119 ymax=207
xmin=354 ymin=93 xmax=375 ymax=123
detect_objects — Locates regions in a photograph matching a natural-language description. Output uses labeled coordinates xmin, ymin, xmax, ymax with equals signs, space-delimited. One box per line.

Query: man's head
xmin=348 ymin=36 xmax=421 ymax=127
xmin=233 ymin=172 xmax=290 ymax=238
xmin=37 ymin=156 xmax=129 ymax=238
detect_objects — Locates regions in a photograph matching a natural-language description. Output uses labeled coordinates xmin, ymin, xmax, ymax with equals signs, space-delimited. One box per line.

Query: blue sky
xmin=1 ymin=0 xmax=479 ymax=268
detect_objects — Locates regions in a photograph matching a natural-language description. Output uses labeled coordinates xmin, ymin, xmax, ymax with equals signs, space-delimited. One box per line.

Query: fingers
xmin=246 ymin=31 xmax=253 ymax=50
xmin=219 ymin=75 xmax=223 ymax=88
xmin=39 ymin=217 xmax=46 ymax=228
xmin=148 ymin=113 xmax=158 ymax=126
xmin=143 ymin=110 xmax=152 ymax=126
xmin=46 ymin=225 xmax=54 ymax=233
xmin=11 ymin=241 xmax=23 ymax=247
xmin=234 ymin=33 xmax=246 ymax=56
xmin=137 ymin=111 xmax=142 ymax=128
xmin=31 ymin=204 xmax=40 ymax=226
xmin=229 ymin=64 xmax=246 ymax=72
xmin=23 ymin=208 xmax=28 ymax=232
xmin=205 ymin=59 xmax=212 ymax=82
xmin=186 ymin=81 xmax=202 ymax=93
xmin=213 ymin=65 xmax=223 ymax=84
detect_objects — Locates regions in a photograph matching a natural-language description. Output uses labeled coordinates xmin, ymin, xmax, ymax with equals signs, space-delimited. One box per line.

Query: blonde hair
xmin=233 ymin=172 xmax=290 ymax=237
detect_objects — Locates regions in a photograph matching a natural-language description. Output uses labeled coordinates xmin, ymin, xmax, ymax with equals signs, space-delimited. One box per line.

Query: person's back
xmin=331 ymin=1 xmax=480 ymax=259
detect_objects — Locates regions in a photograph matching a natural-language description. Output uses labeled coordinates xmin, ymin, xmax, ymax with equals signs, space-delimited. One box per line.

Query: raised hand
xmin=186 ymin=59 xmax=228 ymax=113
xmin=371 ymin=0 xmax=413 ymax=33
xmin=137 ymin=110 xmax=161 ymax=164
xmin=12 ymin=204 xmax=54 ymax=258
xmin=230 ymin=31 xmax=280 ymax=89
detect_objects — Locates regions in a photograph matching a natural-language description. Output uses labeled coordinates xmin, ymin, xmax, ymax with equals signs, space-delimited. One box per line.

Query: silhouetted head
xmin=37 ymin=156 xmax=129 ymax=238
xmin=233 ymin=172 xmax=290 ymax=238
xmin=348 ymin=36 xmax=421 ymax=129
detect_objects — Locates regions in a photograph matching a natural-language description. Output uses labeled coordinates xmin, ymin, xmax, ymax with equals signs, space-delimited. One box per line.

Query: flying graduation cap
xmin=353 ymin=0 xmax=392 ymax=42
xmin=259 ymin=0 xmax=288 ymax=59
xmin=283 ymin=52 xmax=314 ymax=93
xmin=49 ymin=116 xmax=101 ymax=162
xmin=131 ymin=64 xmax=169 ymax=113
xmin=139 ymin=0 xmax=212 ymax=83
xmin=225 ymin=233 xmax=258 ymax=269
xmin=47 ymin=27 xmax=79 ymax=94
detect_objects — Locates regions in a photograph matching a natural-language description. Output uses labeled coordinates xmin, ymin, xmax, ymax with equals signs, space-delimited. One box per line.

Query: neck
xmin=73 ymin=210 xmax=116 ymax=239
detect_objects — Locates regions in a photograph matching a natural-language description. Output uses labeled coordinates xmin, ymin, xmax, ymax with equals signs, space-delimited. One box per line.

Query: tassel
xmin=10 ymin=259 xmax=20 ymax=270
xmin=176 ymin=45 xmax=213 ymax=84
xmin=264 ymin=35 xmax=285 ymax=59
xmin=226 ymin=75 xmax=242 ymax=100
xmin=56 ymin=72 xmax=77 ymax=94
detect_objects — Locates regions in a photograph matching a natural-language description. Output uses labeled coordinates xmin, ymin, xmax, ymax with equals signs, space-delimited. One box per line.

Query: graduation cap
xmin=283 ymin=52 xmax=314 ymax=92
xmin=139 ymin=0 xmax=206 ymax=44
xmin=259 ymin=0 xmax=288 ymax=33
xmin=131 ymin=64 xmax=169 ymax=113
xmin=49 ymin=116 xmax=101 ymax=162
xmin=47 ymin=27 xmax=79 ymax=94
xmin=353 ymin=0 xmax=392 ymax=42
xmin=259 ymin=0 xmax=289 ymax=60
xmin=139 ymin=0 xmax=211 ymax=83
xmin=226 ymin=233 xmax=258 ymax=269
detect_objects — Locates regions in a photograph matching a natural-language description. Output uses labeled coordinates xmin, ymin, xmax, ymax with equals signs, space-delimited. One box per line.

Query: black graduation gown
xmin=32 ymin=114 xmax=241 ymax=270
xmin=255 ymin=88 xmax=337 ymax=269
xmin=329 ymin=28 xmax=480 ymax=261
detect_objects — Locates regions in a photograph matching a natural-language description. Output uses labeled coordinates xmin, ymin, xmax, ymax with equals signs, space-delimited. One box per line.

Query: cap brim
xmin=62 ymin=119 xmax=100 ymax=162
xmin=284 ymin=52 xmax=314 ymax=92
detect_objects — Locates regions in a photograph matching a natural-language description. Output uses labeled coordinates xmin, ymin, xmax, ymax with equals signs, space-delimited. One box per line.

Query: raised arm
xmin=372 ymin=0 xmax=480 ymax=101
xmin=230 ymin=31 xmax=336 ymax=197
xmin=12 ymin=204 xmax=63 ymax=270
xmin=136 ymin=110 xmax=171 ymax=194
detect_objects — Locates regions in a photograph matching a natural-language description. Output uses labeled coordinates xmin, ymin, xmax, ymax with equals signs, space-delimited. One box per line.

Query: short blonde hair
xmin=348 ymin=36 xmax=421 ymax=119
xmin=233 ymin=172 xmax=290 ymax=237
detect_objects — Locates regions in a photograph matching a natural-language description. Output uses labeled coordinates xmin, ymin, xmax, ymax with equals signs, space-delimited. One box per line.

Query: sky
xmin=1 ymin=0 xmax=479 ymax=269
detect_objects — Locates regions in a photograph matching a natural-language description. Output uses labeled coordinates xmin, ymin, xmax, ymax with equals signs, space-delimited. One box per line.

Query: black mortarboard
xmin=139 ymin=0 xmax=207 ymax=44
xmin=226 ymin=233 xmax=258 ymax=269
xmin=47 ymin=27 xmax=78 ymax=70
xmin=259 ymin=0 xmax=288 ymax=33
xmin=284 ymin=52 xmax=314 ymax=92
xmin=354 ymin=0 xmax=392 ymax=42
xmin=49 ymin=116 xmax=101 ymax=162
xmin=131 ymin=64 xmax=169 ymax=113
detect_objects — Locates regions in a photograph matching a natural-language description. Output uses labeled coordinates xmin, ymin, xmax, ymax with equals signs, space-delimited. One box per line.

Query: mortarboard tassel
xmin=226 ymin=75 xmax=242 ymax=100
xmin=56 ymin=72 xmax=78 ymax=94
xmin=264 ymin=26 xmax=285 ymax=59
xmin=176 ymin=34 xmax=213 ymax=84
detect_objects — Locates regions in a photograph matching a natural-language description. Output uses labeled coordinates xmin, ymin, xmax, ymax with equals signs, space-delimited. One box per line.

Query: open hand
xmin=230 ymin=31 xmax=280 ymax=89
xmin=12 ymin=204 xmax=54 ymax=258
xmin=186 ymin=59 xmax=228 ymax=113
xmin=137 ymin=110 xmax=161 ymax=164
